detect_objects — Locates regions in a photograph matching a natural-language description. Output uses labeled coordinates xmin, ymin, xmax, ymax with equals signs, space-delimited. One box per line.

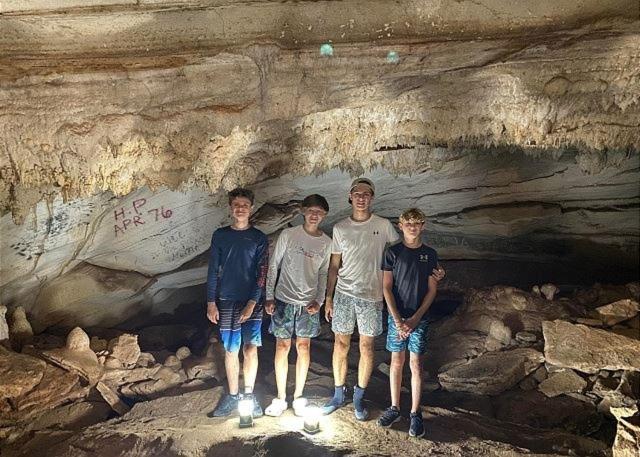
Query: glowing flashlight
xmin=303 ymin=405 xmax=321 ymax=434
xmin=238 ymin=397 xmax=254 ymax=428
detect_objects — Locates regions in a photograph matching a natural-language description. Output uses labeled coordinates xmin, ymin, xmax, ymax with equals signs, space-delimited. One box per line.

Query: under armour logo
xmin=419 ymin=254 xmax=429 ymax=262
xmin=373 ymin=230 xmax=379 ymax=235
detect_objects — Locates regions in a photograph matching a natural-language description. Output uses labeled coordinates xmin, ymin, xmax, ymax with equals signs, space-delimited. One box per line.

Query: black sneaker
xmin=377 ymin=406 xmax=401 ymax=427
xmin=409 ymin=412 xmax=425 ymax=438
xmin=208 ymin=394 xmax=238 ymax=417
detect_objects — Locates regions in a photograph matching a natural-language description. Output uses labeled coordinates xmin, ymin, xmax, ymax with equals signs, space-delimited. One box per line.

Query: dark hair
xmin=302 ymin=194 xmax=329 ymax=212
xmin=228 ymin=187 xmax=255 ymax=205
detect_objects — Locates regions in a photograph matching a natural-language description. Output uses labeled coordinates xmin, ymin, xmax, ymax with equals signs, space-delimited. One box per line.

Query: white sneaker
xmin=264 ymin=398 xmax=288 ymax=417
xmin=292 ymin=397 xmax=309 ymax=417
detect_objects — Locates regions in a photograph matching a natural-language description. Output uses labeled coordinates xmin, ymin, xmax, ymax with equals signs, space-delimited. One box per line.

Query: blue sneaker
xmin=409 ymin=412 xmax=425 ymax=438
xmin=377 ymin=406 xmax=401 ymax=427
xmin=209 ymin=394 xmax=238 ymax=417
xmin=322 ymin=386 xmax=347 ymax=415
xmin=353 ymin=385 xmax=369 ymax=421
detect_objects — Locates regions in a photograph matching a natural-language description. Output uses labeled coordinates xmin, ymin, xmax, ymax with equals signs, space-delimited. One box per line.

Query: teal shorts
xmin=386 ymin=315 xmax=429 ymax=354
xmin=269 ymin=299 xmax=321 ymax=339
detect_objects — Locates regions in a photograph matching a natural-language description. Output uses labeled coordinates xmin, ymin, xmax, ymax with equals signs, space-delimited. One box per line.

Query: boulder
xmin=540 ymin=284 xmax=559 ymax=301
xmin=543 ymin=320 xmax=640 ymax=374
xmin=9 ymin=306 xmax=33 ymax=351
xmin=613 ymin=416 xmax=640 ymax=457
xmin=42 ymin=327 xmax=103 ymax=385
xmin=0 ymin=304 xmax=8 ymax=341
xmin=0 ymin=346 xmax=47 ymax=399
xmin=438 ymin=348 xmax=544 ymax=395
xmin=538 ymin=370 xmax=587 ymax=398
xmin=596 ymin=299 xmax=640 ymax=326
xmin=107 ymin=334 xmax=141 ymax=367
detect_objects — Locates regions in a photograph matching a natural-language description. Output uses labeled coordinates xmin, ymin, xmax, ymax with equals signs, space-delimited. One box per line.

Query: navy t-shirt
xmin=382 ymin=243 xmax=438 ymax=320
xmin=206 ymin=226 xmax=269 ymax=303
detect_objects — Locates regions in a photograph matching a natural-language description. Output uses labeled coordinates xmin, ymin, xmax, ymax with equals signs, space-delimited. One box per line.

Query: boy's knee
xmin=334 ymin=334 xmax=350 ymax=352
xmin=359 ymin=336 xmax=374 ymax=352
xmin=409 ymin=354 xmax=424 ymax=372
xmin=243 ymin=344 xmax=258 ymax=357
xmin=391 ymin=352 xmax=405 ymax=368
xmin=295 ymin=338 xmax=310 ymax=353
xmin=276 ymin=338 xmax=292 ymax=351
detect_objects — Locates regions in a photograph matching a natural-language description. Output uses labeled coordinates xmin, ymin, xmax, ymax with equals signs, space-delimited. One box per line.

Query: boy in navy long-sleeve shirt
xmin=206 ymin=188 xmax=268 ymax=418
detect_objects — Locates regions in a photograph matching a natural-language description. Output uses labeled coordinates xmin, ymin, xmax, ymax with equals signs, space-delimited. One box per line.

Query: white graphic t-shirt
xmin=266 ymin=225 xmax=332 ymax=306
xmin=331 ymin=214 xmax=400 ymax=302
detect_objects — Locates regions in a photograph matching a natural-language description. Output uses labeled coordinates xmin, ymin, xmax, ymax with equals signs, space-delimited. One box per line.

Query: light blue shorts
xmin=386 ymin=315 xmax=429 ymax=354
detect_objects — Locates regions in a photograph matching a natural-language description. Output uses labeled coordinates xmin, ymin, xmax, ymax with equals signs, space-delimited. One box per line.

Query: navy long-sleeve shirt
xmin=206 ymin=226 xmax=269 ymax=303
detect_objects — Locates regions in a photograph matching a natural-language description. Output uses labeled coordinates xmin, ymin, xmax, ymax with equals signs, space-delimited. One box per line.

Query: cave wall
xmin=0 ymin=0 xmax=638 ymax=329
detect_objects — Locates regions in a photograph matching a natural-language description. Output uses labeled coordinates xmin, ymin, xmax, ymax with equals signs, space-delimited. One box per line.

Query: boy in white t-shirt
xmin=264 ymin=194 xmax=332 ymax=417
xmin=324 ymin=178 xmax=445 ymax=421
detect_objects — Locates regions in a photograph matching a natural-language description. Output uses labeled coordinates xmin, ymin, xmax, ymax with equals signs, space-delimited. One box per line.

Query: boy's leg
xmin=209 ymin=301 xmax=242 ymax=417
xmin=242 ymin=343 xmax=259 ymax=393
xmin=324 ymin=292 xmax=355 ymax=414
xmin=378 ymin=316 xmax=406 ymax=427
xmin=293 ymin=337 xmax=310 ymax=399
xmin=390 ymin=351 xmax=406 ymax=408
xmin=409 ymin=352 xmax=424 ymax=413
xmin=293 ymin=304 xmax=320 ymax=400
xmin=352 ymin=298 xmax=383 ymax=420
xmin=274 ymin=338 xmax=292 ymax=399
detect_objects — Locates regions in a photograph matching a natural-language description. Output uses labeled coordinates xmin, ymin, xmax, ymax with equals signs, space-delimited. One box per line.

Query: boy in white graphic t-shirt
xmin=264 ymin=194 xmax=332 ymax=417
xmin=323 ymin=178 xmax=445 ymax=421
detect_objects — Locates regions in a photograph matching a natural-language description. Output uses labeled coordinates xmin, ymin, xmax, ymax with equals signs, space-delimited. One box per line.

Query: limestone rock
xmin=0 ymin=345 xmax=47 ymax=399
xmin=107 ymin=333 xmax=141 ymax=368
xmin=9 ymin=306 xmax=33 ymax=351
xmin=543 ymin=320 xmax=640 ymax=373
xmin=596 ymin=299 xmax=640 ymax=326
xmin=613 ymin=417 xmax=640 ymax=457
xmin=175 ymin=346 xmax=191 ymax=361
xmin=538 ymin=370 xmax=587 ymax=398
xmin=42 ymin=327 xmax=103 ymax=385
xmin=438 ymin=348 xmax=544 ymax=395
xmin=540 ymin=284 xmax=559 ymax=301
xmin=89 ymin=336 xmax=108 ymax=353
xmin=96 ymin=381 xmax=130 ymax=416
xmin=182 ymin=340 xmax=225 ymax=381
xmin=163 ymin=355 xmax=182 ymax=370
xmin=0 ymin=304 xmax=8 ymax=341
xmin=515 ymin=331 xmax=538 ymax=344
xmin=136 ymin=352 xmax=156 ymax=368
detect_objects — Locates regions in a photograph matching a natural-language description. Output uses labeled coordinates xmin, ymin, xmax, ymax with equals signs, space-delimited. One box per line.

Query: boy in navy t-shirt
xmin=378 ymin=208 xmax=438 ymax=438
xmin=206 ymin=188 xmax=269 ymax=418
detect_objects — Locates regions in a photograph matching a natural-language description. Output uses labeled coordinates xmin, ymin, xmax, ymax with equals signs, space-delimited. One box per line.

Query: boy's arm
xmin=265 ymin=231 xmax=288 ymax=302
xmin=324 ymin=253 xmax=342 ymax=322
xmin=314 ymin=246 xmax=330 ymax=305
xmin=206 ymin=230 xmax=220 ymax=323
xmin=407 ymin=276 xmax=438 ymax=327
xmin=382 ymin=270 xmax=403 ymax=324
xmin=251 ymin=235 xmax=269 ymax=304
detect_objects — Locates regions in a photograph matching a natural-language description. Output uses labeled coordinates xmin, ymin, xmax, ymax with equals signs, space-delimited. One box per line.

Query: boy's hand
xmin=404 ymin=315 xmax=420 ymax=332
xmin=396 ymin=319 xmax=411 ymax=340
xmin=324 ymin=297 xmax=334 ymax=322
xmin=431 ymin=265 xmax=446 ymax=282
xmin=265 ymin=300 xmax=276 ymax=315
xmin=307 ymin=300 xmax=321 ymax=315
xmin=207 ymin=301 xmax=219 ymax=324
xmin=238 ymin=300 xmax=256 ymax=323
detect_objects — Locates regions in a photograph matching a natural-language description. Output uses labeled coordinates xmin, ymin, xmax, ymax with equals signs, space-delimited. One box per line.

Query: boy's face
xmin=349 ymin=184 xmax=373 ymax=211
xmin=398 ymin=219 xmax=424 ymax=238
xmin=302 ymin=205 xmax=327 ymax=226
xmin=230 ymin=196 xmax=253 ymax=222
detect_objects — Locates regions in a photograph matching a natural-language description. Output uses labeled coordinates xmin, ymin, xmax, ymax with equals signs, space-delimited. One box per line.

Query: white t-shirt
xmin=331 ymin=214 xmax=400 ymax=302
xmin=266 ymin=225 xmax=332 ymax=306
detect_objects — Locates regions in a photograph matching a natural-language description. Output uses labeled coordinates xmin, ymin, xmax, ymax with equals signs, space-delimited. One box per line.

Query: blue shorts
xmin=218 ymin=300 xmax=263 ymax=353
xmin=386 ymin=315 xmax=429 ymax=354
xmin=269 ymin=299 xmax=321 ymax=339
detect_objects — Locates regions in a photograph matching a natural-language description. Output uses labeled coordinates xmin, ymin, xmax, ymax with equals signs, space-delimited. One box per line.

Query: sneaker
xmin=409 ymin=412 xmax=425 ymax=438
xmin=208 ymin=394 xmax=238 ymax=417
xmin=377 ymin=406 xmax=401 ymax=428
xmin=292 ymin=397 xmax=309 ymax=417
xmin=265 ymin=398 xmax=288 ymax=417
xmin=322 ymin=386 xmax=347 ymax=415
xmin=353 ymin=385 xmax=369 ymax=421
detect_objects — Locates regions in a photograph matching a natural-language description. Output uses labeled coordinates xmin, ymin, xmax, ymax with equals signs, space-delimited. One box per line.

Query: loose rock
xmin=538 ymin=369 xmax=587 ymax=398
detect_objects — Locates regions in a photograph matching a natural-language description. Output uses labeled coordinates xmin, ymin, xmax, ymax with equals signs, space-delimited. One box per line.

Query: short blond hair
xmin=399 ymin=208 xmax=426 ymax=224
